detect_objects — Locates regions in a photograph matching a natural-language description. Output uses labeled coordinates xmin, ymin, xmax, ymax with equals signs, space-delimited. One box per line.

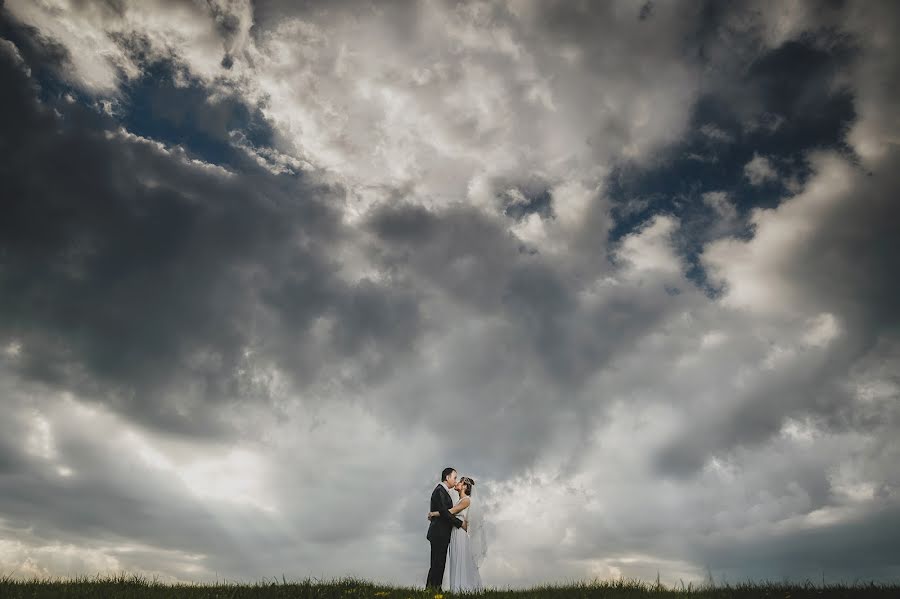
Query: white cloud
xmin=704 ymin=152 xmax=854 ymax=315
xmin=616 ymin=215 xmax=683 ymax=277
xmin=5 ymin=0 xmax=246 ymax=93
xmin=743 ymin=153 xmax=778 ymax=186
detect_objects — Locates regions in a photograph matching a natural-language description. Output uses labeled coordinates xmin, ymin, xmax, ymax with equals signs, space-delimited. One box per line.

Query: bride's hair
xmin=460 ymin=476 xmax=475 ymax=496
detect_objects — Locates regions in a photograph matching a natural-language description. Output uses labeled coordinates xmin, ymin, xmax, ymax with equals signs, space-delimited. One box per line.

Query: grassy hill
xmin=0 ymin=575 xmax=897 ymax=598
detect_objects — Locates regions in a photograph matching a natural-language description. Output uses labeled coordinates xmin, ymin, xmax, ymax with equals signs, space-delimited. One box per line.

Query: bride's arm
xmin=429 ymin=496 xmax=470 ymax=518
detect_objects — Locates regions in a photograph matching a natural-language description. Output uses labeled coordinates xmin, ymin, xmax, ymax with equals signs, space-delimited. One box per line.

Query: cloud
xmin=743 ymin=153 xmax=778 ymax=186
xmin=0 ymin=30 xmax=428 ymax=439
xmin=175 ymin=0 xmax=704 ymax=220
xmin=1 ymin=0 xmax=899 ymax=590
xmin=667 ymin=144 xmax=900 ymax=478
xmin=4 ymin=0 xmax=252 ymax=93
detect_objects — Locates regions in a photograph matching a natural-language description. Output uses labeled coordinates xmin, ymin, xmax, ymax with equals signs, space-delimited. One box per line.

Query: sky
xmin=0 ymin=0 xmax=899 ymax=588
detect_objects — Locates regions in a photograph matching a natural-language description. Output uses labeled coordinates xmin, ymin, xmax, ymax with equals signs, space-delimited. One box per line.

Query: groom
xmin=425 ymin=467 xmax=464 ymax=588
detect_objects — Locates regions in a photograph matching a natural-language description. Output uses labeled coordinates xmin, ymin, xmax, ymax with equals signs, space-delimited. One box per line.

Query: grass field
xmin=0 ymin=575 xmax=897 ymax=598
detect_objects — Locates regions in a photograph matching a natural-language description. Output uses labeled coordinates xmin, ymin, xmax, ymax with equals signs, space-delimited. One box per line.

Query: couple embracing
xmin=426 ymin=467 xmax=486 ymax=592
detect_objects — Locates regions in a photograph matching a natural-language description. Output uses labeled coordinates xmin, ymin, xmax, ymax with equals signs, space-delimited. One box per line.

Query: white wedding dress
xmin=442 ymin=498 xmax=484 ymax=593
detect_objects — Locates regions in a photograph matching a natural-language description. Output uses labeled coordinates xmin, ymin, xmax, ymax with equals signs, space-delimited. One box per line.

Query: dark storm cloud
xmin=775 ymin=158 xmax=900 ymax=338
xmin=654 ymin=347 xmax=851 ymax=476
xmin=368 ymin=203 xmax=521 ymax=313
xmin=368 ymin=201 xmax=652 ymax=385
xmin=692 ymin=0 xmax=856 ymax=130
xmin=694 ymin=502 xmax=900 ymax=582
xmin=0 ymin=27 xmax=422 ymax=437
xmin=362 ymin=202 xmax=704 ymax=480
xmin=365 ymin=203 xmax=594 ymax=469
xmin=0 ymin=10 xmax=68 ymax=81
xmin=657 ymin=147 xmax=900 ymax=477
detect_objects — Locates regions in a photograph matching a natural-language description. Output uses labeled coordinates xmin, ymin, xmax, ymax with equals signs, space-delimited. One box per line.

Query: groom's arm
xmin=432 ymin=487 xmax=464 ymax=528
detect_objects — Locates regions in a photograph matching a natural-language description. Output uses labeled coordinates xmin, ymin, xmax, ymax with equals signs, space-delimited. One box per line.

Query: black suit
xmin=426 ymin=483 xmax=463 ymax=588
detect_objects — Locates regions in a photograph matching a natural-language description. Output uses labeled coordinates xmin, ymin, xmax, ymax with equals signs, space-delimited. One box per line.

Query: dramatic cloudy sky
xmin=1 ymin=0 xmax=899 ymax=588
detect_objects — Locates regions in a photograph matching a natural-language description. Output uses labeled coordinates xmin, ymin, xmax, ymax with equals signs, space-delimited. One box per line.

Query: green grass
xmin=0 ymin=574 xmax=897 ymax=598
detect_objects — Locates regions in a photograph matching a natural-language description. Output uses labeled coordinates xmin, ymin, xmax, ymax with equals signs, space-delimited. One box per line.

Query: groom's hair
xmin=441 ymin=467 xmax=456 ymax=482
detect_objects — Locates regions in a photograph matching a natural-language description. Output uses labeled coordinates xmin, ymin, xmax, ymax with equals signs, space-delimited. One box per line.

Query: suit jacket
xmin=426 ymin=483 xmax=463 ymax=543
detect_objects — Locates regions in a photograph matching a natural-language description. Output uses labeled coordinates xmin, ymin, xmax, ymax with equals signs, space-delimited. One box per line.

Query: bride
xmin=428 ymin=476 xmax=485 ymax=593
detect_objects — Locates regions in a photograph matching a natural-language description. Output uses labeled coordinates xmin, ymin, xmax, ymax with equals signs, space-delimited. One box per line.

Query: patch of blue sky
xmin=0 ymin=12 xmax=281 ymax=178
xmin=604 ymin=38 xmax=857 ymax=293
xmin=116 ymin=59 xmax=276 ymax=173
